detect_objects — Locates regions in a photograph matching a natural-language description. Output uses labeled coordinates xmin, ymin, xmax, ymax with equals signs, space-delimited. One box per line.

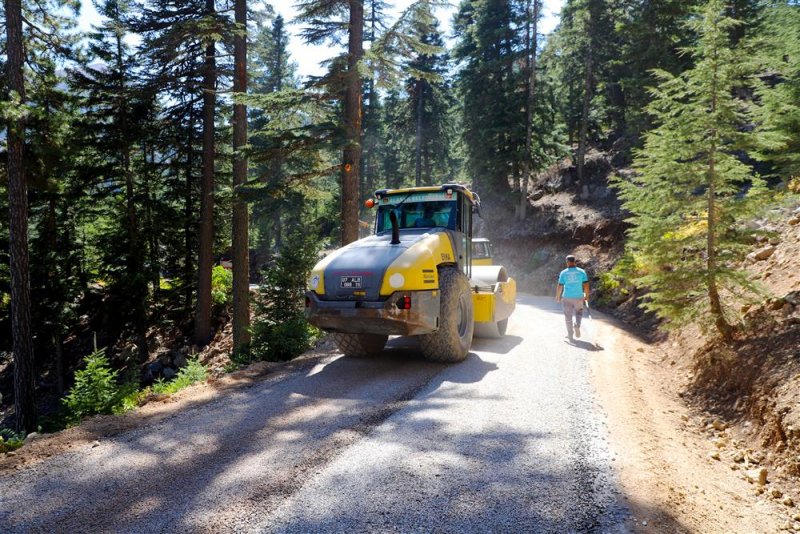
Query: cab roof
xmin=373 ymin=183 xmax=480 ymax=206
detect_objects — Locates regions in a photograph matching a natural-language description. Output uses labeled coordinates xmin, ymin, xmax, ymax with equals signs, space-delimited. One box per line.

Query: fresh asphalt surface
xmin=1 ymin=295 xmax=630 ymax=533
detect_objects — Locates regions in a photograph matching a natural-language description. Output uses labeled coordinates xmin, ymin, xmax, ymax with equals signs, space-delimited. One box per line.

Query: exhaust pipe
xmin=390 ymin=210 xmax=400 ymax=245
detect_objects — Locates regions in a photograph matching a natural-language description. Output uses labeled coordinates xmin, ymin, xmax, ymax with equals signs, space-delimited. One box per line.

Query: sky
xmin=78 ymin=1 xmax=565 ymax=79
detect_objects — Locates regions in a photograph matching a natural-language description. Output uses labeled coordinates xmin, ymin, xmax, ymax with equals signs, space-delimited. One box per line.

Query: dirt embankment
xmin=476 ymin=149 xmax=662 ymax=335
xmin=673 ymin=202 xmax=800 ymax=530
xmin=486 ymin=154 xmax=800 ymax=529
xmin=477 ymin=150 xmax=626 ymax=294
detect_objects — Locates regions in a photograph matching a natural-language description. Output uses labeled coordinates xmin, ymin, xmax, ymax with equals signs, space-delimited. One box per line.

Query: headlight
xmin=389 ymin=273 xmax=405 ymax=288
xmin=310 ymin=275 xmax=320 ymax=289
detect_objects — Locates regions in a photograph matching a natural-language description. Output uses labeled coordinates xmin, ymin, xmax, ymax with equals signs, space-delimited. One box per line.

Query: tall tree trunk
xmin=577 ymin=45 xmax=592 ymax=183
xmin=54 ymin=335 xmax=64 ymax=395
xmin=341 ymin=0 xmax=364 ymax=245
xmin=706 ymin=40 xmax=732 ymax=341
xmin=184 ymin=119 xmax=195 ymax=315
xmin=575 ymin=4 xmax=596 ymax=186
xmin=273 ymin=207 xmax=283 ymax=250
xmin=116 ymin=29 xmax=147 ymax=360
xmin=706 ymin=157 xmax=730 ymax=340
xmin=519 ymin=0 xmax=540 ymax=221
xmin=142 ymin=143 xmax=160 ymax=299
xmin=363 ymin=77 xmax=377 ymax=198
xmin=232 ymin=0 xmax=250 ymax=355
xmin=5 ymin=0 xmax=36 ymax=433
xmin=414 ymin=79 xmax=424 ymax=187
xmin=362 ymin=3 xmax=378 ymax=203
xmin=195 ymin=0 xmax=217 ymax=346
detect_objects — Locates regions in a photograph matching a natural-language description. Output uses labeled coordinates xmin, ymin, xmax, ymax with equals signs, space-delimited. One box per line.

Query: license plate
xmin=340 ymin=276 xmax=362 ymax=289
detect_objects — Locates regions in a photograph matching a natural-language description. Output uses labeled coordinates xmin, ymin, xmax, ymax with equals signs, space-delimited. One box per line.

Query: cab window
xmin=472 ymin=242 xmax=491 ymax=259
xmin=376 ymin=200 xmax=457 ymax=232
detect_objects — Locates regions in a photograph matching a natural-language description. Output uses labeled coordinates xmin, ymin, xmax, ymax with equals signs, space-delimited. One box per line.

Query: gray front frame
xmin=306 ymin=290 xmax=441 ymax=336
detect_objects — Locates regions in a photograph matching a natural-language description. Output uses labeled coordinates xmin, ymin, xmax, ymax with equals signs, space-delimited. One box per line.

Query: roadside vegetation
xmin=2 ymin=0 xmax=800 ymax=473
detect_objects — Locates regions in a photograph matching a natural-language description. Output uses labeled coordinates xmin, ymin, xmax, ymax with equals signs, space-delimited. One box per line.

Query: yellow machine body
xmin=305 ymin=184 xmax=516 ymax=341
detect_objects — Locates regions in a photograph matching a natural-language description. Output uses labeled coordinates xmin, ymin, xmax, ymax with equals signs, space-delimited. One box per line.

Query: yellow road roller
xmin=305 ymin=184 xmax=516 ymax=362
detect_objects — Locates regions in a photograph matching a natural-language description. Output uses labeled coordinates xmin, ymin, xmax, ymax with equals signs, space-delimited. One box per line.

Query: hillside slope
xmin=482 ymin=156 xmax=800 ymax=528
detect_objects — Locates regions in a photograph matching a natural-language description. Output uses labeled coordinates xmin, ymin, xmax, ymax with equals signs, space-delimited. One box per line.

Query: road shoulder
xmin=0 ymin=352 xmax=333 ymax=474
xmin=591 ymin=317 xmax=784 ymax=533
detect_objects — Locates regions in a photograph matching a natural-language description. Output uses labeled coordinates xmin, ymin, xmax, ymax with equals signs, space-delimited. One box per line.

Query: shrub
xmin=151 ymin=358 xmax=207 ymax=395
xmin=211 ymin=265 xmax=233 ymax=306
xmin=63 ymin=348 xmax=121 ymax=422
xmin=0 ymin=427 xmax=25 ymax=453
xmin=251 ymin=228 xmax=321 ymax=361
xmin=115 ymin=380 xmax=147 ymax=414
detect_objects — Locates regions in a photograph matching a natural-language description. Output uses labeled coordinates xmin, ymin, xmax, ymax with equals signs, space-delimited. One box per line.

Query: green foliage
xmin=594 ymin=254 xmax=640 ymax=307
xmin=751 ymin=2 xmax=800 ymax=181
xmin=455 ymin=0 xmax=562 ymax=196
xmin=251 ymin=229 xmax=322 ymax=361
xmin=150 ymin=358 xmax=208 ymax=395
xmin=612 ymin=0 xmax=701 ymax=140
xmin=545 ymin=0 xmax=625 ymax=141
xmin=58 ymin=349 xmax=207 ymax=426
xmin=454 ymin=0 xmax=526 ymax=194
xmin=63 ymin=349 xmax=121 ymax=422
xmin=114 ymin=380 xmax=146 ymax=414
xmin=612 ymin=0 xmax=771 ymax=334
xmin=0 ymin=428 xmax=26 ymax=453
xmin=222 ymin=360 xmax=241 ymax=373
xmin=211 ymin=265 xmax=233 ymax=307
xmin=114 ymin=360 xmax=208 ymax=412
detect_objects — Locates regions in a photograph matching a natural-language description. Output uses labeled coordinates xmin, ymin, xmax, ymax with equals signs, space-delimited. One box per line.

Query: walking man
xmin=555 ymin=254 xmax=589 ymax=341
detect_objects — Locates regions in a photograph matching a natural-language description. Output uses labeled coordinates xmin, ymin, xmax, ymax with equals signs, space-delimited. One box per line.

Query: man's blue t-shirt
xmin=558 ymin=266 xmax=588 ymax=299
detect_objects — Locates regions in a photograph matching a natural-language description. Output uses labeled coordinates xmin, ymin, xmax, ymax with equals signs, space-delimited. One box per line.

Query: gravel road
xmin=1 ymin=295 xmax=629 ymax=533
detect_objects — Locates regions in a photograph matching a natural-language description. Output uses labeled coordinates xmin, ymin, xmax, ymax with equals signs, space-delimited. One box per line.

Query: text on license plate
xmin=340 ymin=276 xmax=362 ymax=289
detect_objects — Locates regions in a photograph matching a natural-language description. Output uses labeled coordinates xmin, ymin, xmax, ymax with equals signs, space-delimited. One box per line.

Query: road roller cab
xmin=304 ymin=184 xmax=516 ymax=362
xmin=471 ymin=238 xmax=493 ymax=266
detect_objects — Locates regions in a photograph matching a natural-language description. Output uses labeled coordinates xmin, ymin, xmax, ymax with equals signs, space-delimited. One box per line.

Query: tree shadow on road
xmin=0 ymin=343 xmax=688 ymax=534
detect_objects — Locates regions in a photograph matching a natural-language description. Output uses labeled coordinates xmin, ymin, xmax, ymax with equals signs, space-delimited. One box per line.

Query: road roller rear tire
xmin=332 ymin=333 xmax=388 ymax=358
xmin=420 ymin=267 xmax=474 ymax=362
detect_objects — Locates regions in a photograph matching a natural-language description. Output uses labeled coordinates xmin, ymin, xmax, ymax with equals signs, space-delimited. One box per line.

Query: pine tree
xmin=28 ymin=53 xmax=84 ymax=397
xmin=616 ymin=0 xmax=700 ymax=141
xmin=4 ymin=0 xmax=36 ymax=432
xmin=129 ymin=0 xmax=231 ymax=315
xmin=251 ymin=227 xmax=320 ymax=361
xmin=379 ymin=88 xmax=412 ymax=188
xmin=403 ymin=3 xmax=454 ymax=187
xmin=519 ymin=0 xmax=541 ymax=220
xmin=361 ymin=0 xmax=390 ymax=201
xmin=249 ymin=12 xmax=298 ymax=256
xmin=71 ymin=0 xmax=151 ymax=358
xmin=547 ymin=0 xmax=621 ymax=181
xmin=613 ymin=0 xmax=769 ymax=339
xmin=454 ymin=0 xmax=525 ymax=197
xmin=231 ymin=0 xmax=250 ymax=356
xmin=2 ymin=0 xmax=80 ymax=431
xmin=752 ymin=1 xmax=800 ymax=181
xmin=194 ymin=0 xmax=219 ymax=346
xmin=295 ymin=0 xmax=365 ymax=245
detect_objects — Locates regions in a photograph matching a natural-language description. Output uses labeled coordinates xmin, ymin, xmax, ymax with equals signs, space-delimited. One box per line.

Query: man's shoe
xmin=574 ymin=325 xmax=581 ymax=339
